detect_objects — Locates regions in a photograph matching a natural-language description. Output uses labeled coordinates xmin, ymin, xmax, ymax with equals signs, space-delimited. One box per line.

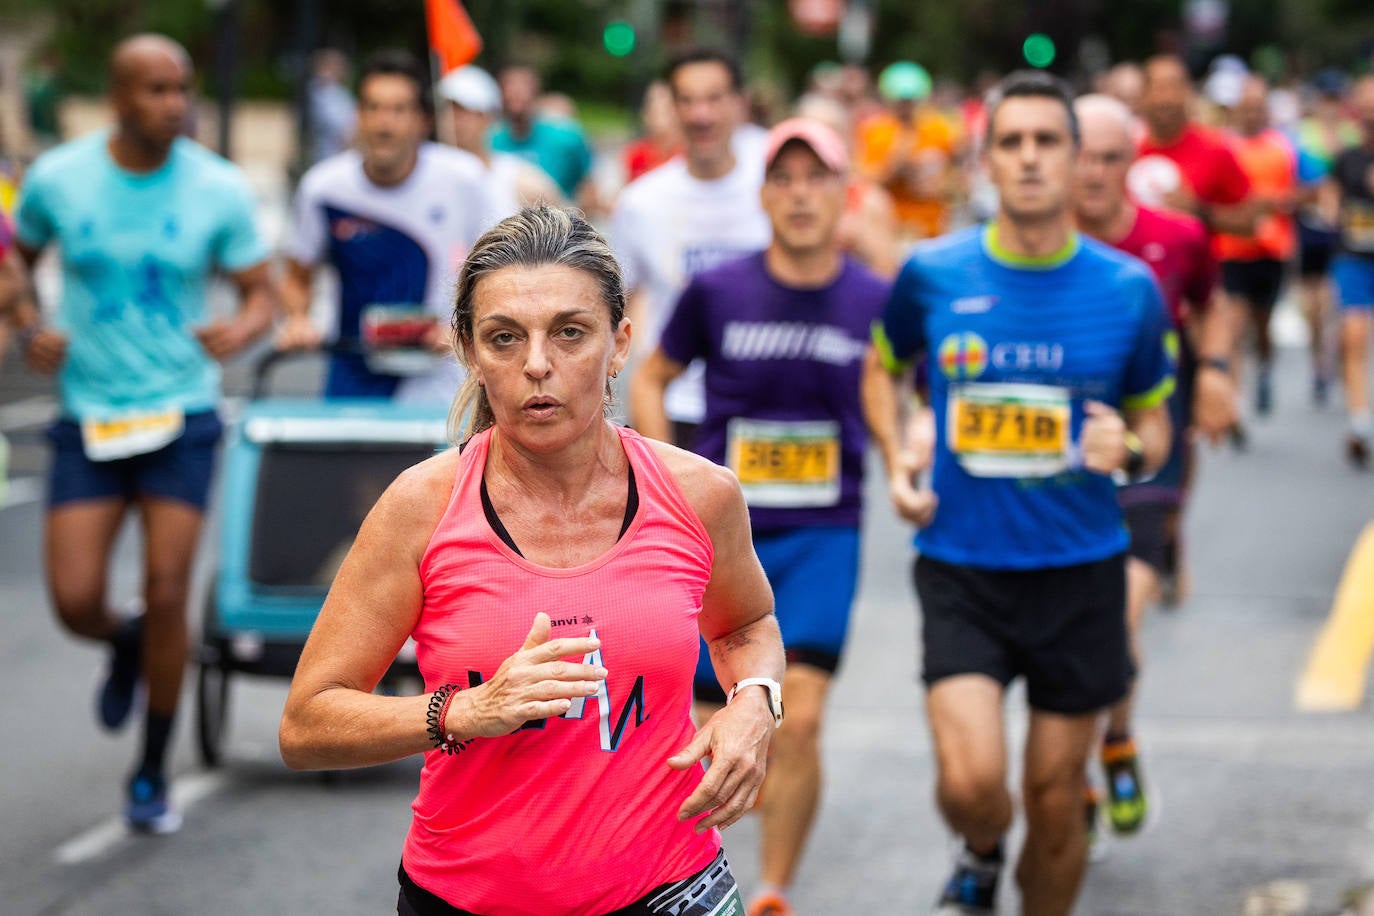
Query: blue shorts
xmin=46 ymin=410 xmax=223 ymax=510
xmin=1334 ymin=255 xmax=1374 ymax=311
xmin=694 ymin=525 xmax=861 ymax=701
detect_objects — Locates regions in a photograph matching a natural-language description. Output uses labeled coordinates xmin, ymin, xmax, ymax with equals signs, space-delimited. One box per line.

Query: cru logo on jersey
xmin=991 ymin=341 xmax=1065 ymax=371
xmin=937 ymin=332 xmax=989 ymax=380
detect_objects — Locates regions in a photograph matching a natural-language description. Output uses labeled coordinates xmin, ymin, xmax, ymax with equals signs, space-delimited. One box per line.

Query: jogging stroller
xmin=195 ymin=345 xmax=451 ymax=767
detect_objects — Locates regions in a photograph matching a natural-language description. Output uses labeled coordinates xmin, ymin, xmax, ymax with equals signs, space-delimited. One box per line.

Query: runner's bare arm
xmin=0 ymin=250 xmax=24 ymax=321
xmin=862 ymin=344 xmax=937 ymax=526
xmin=195 ymin=261 xmax=277 ymax=359
xmin=1192 ymin=290 xmax=1241 ymax=443
xmin=279 ymin=450 xmax=606 ymax=770
xmin=627 ymin=347 xmax=687 ymax=442
xmin=11 ymin=242 xmax=66 ymax=373
xmin=1125 ymin=401 xmax=1171 ymax=474
xmin=275 ymin=259 xmax=323 ymax=349
xmin=654 ymin=444 xmax=783 ymax=831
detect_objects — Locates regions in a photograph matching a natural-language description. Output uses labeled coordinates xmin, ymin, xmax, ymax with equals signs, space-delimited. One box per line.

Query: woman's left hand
xmin=666 ymin=691 xmax=775 ymax=832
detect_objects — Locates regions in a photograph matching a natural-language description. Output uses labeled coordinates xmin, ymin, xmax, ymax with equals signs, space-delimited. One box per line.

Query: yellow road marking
xmin=1296 ymin=522 xmax=1374 ymax=711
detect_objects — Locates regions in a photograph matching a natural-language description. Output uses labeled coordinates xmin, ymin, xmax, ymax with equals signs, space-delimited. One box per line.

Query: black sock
xmin=108 ymin=616 xmax=143 ymax=681
xmin=109 ymin=615 xmax=141 ymax=654
xmin=139 ymin=711 xmax=175 ymax=777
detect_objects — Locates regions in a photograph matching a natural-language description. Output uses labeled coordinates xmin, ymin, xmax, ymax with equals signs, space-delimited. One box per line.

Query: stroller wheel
xmin=197 ymin=657 xmax=231 ymax=768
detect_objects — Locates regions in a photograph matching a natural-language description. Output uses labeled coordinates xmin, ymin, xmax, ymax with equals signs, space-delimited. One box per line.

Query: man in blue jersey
xmin=10 ymin=35 xmax=276 ymax=832
xmin=279 ymin=50 xmax=489 ymax=402
xmin=862 ymin=71 xmax=1174 ymax=916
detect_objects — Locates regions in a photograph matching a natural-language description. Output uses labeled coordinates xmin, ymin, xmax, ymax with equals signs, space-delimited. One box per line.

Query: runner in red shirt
xmin=1073 ymin=93 xmax=1240 ymax=840
xmin=1130 ymin=55 xmax=1255 ymax=239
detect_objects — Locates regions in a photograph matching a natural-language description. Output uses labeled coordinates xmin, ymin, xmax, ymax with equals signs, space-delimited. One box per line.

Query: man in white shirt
xmin=278 ymin=50 xmax=490 ymax=402
xmin=611 ymin=47 xmax=771 ymax=442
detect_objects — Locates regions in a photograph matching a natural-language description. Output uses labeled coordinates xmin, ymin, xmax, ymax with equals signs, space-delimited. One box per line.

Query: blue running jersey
xmin=15 ymin=131 xmax=266 ymax=419
xmin=875 ymin=224 xmax=1174 ymax=570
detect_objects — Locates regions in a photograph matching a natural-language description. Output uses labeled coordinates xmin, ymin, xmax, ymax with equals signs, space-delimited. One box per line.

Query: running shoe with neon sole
xmin=1084 ymin=782 xmax=1107 ymax=862
xmin=746 ymin=892 xmax=794 ymax=916
xmin=934 ymin=847 xmax=1001 ymax=914
xmin=126 ymin=772 xmax=182 ymax=835
xmin=1101 ymin=738 xmax=1148 ymax=835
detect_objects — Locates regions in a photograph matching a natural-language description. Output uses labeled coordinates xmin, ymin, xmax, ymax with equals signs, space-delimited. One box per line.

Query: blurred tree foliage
xmin=6 ymin=0 xmax=1371 ymax=103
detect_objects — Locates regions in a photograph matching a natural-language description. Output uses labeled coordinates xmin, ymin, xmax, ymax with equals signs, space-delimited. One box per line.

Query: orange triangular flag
xmin=426 ymin=0 xmax=483 ymax=73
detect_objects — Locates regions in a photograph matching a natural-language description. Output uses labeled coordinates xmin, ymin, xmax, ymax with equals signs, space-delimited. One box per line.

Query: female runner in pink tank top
xmin=280 ymin=206 xmax=785 ymax=916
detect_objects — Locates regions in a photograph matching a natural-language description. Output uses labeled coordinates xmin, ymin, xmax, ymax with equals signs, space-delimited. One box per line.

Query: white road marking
xmin=0 ymin=396 xmax=56 ymax=432
xmin=1 ymin=476 xmax=43 ymax=510
xmin=53 ymin=772 xmax=228 ymax=865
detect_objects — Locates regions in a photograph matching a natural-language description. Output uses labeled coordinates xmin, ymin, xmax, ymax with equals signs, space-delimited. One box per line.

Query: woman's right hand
xmin=449 ymin=613 xmax=607 ymax=739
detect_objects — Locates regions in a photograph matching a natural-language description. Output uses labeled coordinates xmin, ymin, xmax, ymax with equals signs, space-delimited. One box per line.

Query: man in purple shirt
xmin=631 ymin=118 xmax=890 ymax=916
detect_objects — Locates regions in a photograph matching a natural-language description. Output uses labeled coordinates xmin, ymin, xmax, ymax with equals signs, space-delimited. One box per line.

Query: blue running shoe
xmin=934 ymin=847 xmax=1000 ymax=914
xmin=126 ymin=772 xmax=182 ymax=835
xmin=97 ymin=616 xmax=142 ymax=730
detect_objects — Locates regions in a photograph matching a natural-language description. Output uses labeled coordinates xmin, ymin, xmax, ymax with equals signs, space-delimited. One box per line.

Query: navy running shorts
xmin=915 ymin=551 xmax=1130 ymax=715
xmin=46 ymin=410 xmax=223 ymax=510
xmin=694 ymin=525 xmax=861 ymax=702
xmin=1334 ymin=255 xmax=1374 ymax=311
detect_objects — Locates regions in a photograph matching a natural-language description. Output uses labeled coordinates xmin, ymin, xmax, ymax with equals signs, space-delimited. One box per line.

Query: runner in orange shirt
xmin=855 ymin=61 xmax=964 ymax=243
xmin=1215 ymin=75 xmax=1298 ymax=416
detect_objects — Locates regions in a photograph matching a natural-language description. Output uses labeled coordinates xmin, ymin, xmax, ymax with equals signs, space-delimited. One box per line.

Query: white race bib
xmin=726 ymin=418 xmax=841 ymax=508
xmin=947 ymin=382 xmax=1071 ymax=478
xmin=81 ymin=408 xmax=185 ymax=462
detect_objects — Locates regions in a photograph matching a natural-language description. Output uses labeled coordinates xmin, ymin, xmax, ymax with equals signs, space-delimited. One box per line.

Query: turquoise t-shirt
xmin=15 ymin=131 xmax=266 ymax=420
xmin=489 ymin=118 xmax=592 ymax=199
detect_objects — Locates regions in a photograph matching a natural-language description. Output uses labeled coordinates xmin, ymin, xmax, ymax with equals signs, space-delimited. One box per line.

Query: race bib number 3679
xmin=726 ymin=417 xmax=841 ymax=508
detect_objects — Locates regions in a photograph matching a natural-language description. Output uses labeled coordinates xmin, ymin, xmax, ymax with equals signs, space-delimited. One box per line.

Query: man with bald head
xmin=9 ymin=33 xmax=276 ymax=833
xmin=1073 ymin=92 xmax=1238 ymax=840
xmin=1131 ymin=55 xmax=1254 ymax=239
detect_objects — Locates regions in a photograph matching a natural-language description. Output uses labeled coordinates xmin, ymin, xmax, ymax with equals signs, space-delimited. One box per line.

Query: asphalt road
xmin=3 ymin=340 xmax=1374 ymax=916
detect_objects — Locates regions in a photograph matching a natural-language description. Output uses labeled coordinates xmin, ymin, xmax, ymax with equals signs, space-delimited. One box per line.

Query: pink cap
xmin=763 ymin=117 xmax=849 ymax=174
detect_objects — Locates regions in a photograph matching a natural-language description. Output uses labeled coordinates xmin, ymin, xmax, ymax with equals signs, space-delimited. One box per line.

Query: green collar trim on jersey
xmin=982 ymin=222 xmax=1080 ymax=269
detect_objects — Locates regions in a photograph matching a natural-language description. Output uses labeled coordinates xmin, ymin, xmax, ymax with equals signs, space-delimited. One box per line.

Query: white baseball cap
xmin=437 ymin=65 xmax=501 ymax=114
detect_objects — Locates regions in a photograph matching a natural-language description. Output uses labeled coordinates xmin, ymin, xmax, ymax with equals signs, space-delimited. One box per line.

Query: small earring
xmin=476 ymin=378 xmax=485 ymax=387
xmin=610 ymin=370 xmax=619 ymax=379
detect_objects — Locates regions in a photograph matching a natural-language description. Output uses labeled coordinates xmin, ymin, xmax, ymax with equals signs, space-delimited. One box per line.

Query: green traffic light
xmin=604 ymin=20 xmax=636 ymax=57
xmin=1023 ymin=33 xmax=1056 ymax=69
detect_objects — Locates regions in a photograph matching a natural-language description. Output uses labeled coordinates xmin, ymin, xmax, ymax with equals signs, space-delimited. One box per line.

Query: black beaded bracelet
xmin=426 ymin=684 xmax=472 ymax=756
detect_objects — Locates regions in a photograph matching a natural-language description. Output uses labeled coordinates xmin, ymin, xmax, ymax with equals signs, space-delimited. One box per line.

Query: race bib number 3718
xmin=947 ymin=382 xmax=1071 ymax=478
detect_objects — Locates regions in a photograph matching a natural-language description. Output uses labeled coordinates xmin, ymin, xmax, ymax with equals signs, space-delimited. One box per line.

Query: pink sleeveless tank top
xmin=402 ymin=425 xmax=720 ymax=916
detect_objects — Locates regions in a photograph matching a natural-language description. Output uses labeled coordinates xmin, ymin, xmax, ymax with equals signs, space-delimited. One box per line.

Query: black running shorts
xmin=914 ymin=552 xmax=1130 ymax=715
xmin=1124 ymin=502 xmax=1178 ymax=575
xmin=1220 ymin=258 xmax=1286 ymax=312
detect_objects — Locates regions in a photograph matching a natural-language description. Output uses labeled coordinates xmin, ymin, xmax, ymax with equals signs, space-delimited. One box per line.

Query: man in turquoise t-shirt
xmin=863 ymin=71 xmax=1173 ymax=916
xmin=10 ymin=34 xmax=275 ymax=834
xmin=490 ymin=66 xmax=594 ymax=201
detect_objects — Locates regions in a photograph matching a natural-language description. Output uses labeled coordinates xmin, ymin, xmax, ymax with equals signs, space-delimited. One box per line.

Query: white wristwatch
xmin=727 ymin=677 xmax=784 ymax=729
